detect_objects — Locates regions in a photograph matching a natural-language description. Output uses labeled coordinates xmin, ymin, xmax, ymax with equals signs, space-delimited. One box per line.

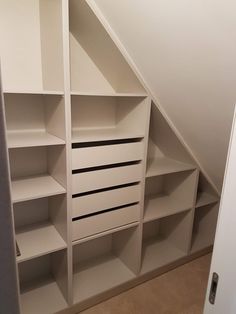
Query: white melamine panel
xmin=72 ymin=184 xmax=141 ymax=218
xmin=12 ymin=175 xmax=66 ymax=203
xmin=72 ymin=141 xmax=143 ymax=169
xmin=16 ymin=222 xmax=67 ymax=263
xmin=72 ymin=163 xmax=142 ymax=194
xmin=72 ymin=204 xmax=139 ymax=241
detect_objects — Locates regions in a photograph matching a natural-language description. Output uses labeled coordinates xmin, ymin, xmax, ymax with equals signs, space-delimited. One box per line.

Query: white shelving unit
xmin=0 ymin=0 xmax=220 ymax=313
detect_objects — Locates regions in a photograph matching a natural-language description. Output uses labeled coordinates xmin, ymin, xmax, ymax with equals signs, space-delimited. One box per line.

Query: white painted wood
xmin=72 ymin=163 xmax=142 ymax=194
xmin=71 ymin=91 xmax=147 ymax=97
xmin=72 ymin=142 xmax=143 ymax=170
xmin=72 ymin=184 xmax=141 ymax=218
xmin=72 ymin=204 xmax=140 ymax=241
xmin=204 ymin=108 xmax=236 ymax=314
xmin=16 ymin=222 xmax=67 ymax=263
xmin=146 ymin=157 xmax=195 ymax=177
xmin=12 ymin=175 xmax=66 ymax=203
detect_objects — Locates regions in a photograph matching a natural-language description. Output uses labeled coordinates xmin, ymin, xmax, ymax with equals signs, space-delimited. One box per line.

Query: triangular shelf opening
xmin=195 ymin=173 xmax=219 ymax=208
xmin=69 ymin=0 xmax=145 ymax=94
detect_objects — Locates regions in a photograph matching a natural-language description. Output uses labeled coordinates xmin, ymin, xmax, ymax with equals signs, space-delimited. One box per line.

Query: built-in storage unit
xmin=0 ymin=0 xmax=220 ymax=313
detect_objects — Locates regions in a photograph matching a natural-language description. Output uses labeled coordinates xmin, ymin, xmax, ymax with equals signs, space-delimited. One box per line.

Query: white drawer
xmin=72 ymin=204 xmax=140 ymax=241
xmin=72 ymin=184 xmax=141 ymax=218
xmin=72 ymin=141 xmax=144 ymax=170
xmin=72 ymin=163 xmax=142 ymax=194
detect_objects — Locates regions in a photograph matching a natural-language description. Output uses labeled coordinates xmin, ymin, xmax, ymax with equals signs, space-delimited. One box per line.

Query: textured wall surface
xmin=94 ymin=0 xmax=236 ymax=190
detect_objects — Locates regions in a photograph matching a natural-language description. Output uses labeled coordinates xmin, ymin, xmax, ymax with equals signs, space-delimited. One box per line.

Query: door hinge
xmin=209 ymin=272 xmax=219 ymax=305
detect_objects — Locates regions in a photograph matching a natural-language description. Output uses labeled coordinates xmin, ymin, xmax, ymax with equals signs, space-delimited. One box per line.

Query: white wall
xmin=94 ymin=0 xmax=236 ymax=191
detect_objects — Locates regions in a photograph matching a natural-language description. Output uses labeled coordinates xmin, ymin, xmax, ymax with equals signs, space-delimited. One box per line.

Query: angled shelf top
xmin=73 ymin=253 xmax=135 ymax=303
xmin=12 ymin=175 xmax=66 ymax=203
xmin=146 ymin=157 xmax=196 ymax=178
xmin=3 ymin=90 xmax=64 ymax=95
xmin=71 ymin=91 xmax=148 ymax=97
xmin=16 ymin=222 xmax=67 ymax=263
xmin=196 ymin=192 xmax=218 ymax=208
xmin=7 ymin=131 xmax=65 ymax=149
xmin=72 ymin=128 xmax=145 ymax=143
xmin=144 ymin=194 xmax=191 ymax=223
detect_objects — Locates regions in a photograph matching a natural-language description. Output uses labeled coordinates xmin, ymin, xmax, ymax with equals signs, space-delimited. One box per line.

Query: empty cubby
xmin=71 ymin=95 xmax=148 ymax=142
xmin=18 ymin=250 xmax=68 ymax=314
xmin=146 ymin=103 xmax=195 ymax=177
xmin=69 ymin=0 xmax=145 ymax=94
xmin=191 ymin=203 xmax=219 ymax=253
xmin=195 ymin=173 xmax=218 ymax=208
xmin=73 ymin=226 xmax=140 ymax=303
xmin=4 ymin=93 xmax=65 ymax=148
xmin=141 ymin=211 xmax=193 ymax=274
xmin=9 ymin=146 xmax=66 ymax=203
xmin=14 ymin=196 xmax=67 ymax=263
xmin=144 ymin=170 xmax=198 ymax=223
xmin=0 ymin=0 xmax=64 ymax=92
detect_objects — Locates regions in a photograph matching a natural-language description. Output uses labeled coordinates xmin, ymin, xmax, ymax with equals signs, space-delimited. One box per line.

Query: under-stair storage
xmin=191 ymin=203 xmax=219 ymax=253
xmin=71 ymin=96 xmax=148 ymax=143
xmin=73 ymin=226 xmax=139 ymax=303
xmin=141 ymin=211 xmax=193 ymax=274
xmin=18 ymin=251 xmax=68 ymax=314
xmin=144 ymin=170 xmax=198 ymax=222
xmin=0 ymin=0 xmax=64 ymax=93
xmin=9 ymin=146 xmax=66 ymax=203
xmin=4 ymin=93 xmax=65 ymax=148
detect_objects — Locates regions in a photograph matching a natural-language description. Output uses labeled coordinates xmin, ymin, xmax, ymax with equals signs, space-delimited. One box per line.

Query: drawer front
xmin=72 ymin=204 xmax=140 ymax=241
xmin=72 ymin=163 xmax=142 ymax=194
xmin=72 ymin=184 xmax=141 ymax=218
xmin=72 ymin=141 xmax=144 ymax=170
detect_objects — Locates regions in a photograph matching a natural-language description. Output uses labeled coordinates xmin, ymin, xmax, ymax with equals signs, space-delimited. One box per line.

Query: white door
xmin=204 ymin=107 xmax=236 ymax=314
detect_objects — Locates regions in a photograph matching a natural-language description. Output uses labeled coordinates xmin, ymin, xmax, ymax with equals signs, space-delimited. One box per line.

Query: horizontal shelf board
xmin=3 ymin=90 xmax=64 ymax=95
xmin=73 ymin=253 xmax=135 ymax=303
xmin=144 ymin=194 xmax=191 ymax=223
xmin=146 ymin=157 xmax=195 ymax=177
xmin=196 ymin=192 xmax=218 ymax=208
xmin=72 ymin=222 xmax=139 ymax=245
xmin=21 ymin=277 xmax=67 ymax=314
xmin=16 ymin=222 xmax=67 ymax=263
xmin=191 ymin=233 xmax=213 ymax=254
xmin=72 ymin=128 xmax=145 ymax=143
xmin=7 ymin=131 xmax=65 ymax=148
xmin=71 ymin=91 xmax=148 ymax=97
xmin=141 ymin=236 xmax=186 ymax=275
xmin=12 ymin=175 xmax=66 ymax=203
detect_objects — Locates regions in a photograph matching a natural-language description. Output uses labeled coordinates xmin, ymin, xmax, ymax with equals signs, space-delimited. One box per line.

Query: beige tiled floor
xmin=80 ymin=254 xmax=212 ymax=314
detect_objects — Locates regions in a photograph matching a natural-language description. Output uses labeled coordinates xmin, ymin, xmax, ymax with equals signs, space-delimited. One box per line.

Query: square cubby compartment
xmin=73 ymin=226 xmax=140 ymax=303
xmin=14 ymin=196 xmax=67 ymax=263
xmin=144 ymin=170 xmax=197 ymax=223
xmin=141 ymin=211 xmax=193 ymax=274
xmin=4 ymin=93 xmax=65 ymax=148
xmin=9 ymin=146 xmax=66 ymax=203
xmin=71 ymin=95 xmax=148 ymax=143
xmin=191 ymin=203 xmax=219 ymax=253
xmin=18 ymin=250 xmax=68 ymax=314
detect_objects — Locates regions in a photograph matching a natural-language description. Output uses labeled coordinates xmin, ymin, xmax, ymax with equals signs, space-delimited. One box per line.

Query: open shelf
xmin=16 ymin=222 xmax=67 ymax=263
xmin=71 ymin=91 xmax=148 ymax=97
xmin=0 ymin=0 xmax=64 ymax=92
xmin=146 ymin=157 xmax=195 ymax=177
xmin=73 ymin=226 xmax=139 ymax=303
xmin=4 ymin=93 xmax=65 ymax=148
xmin=144 ymin=171 xmax=197 ymax=222
xmin=71 ymin=95 xmax=148 ymax=143
xmin=9 ymin=146 xmax=66 ymax=203
xmin=4 ymin=90 xmax=64 ymax=95
xmin=69 ymin=0 xmax=145 ymax=94
xmin=18 ymin=251 xmax=68 ymax=314
xmin=141 ymin=212 xmax=191 ymax=274
xmin=196 ymin=192 xmax=218 ymax=208
xmin=191 ymin=203 xmax=219 ymax=253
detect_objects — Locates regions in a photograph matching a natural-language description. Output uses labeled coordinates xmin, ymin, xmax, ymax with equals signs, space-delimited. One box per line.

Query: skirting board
xmin=57 ymin=246 xmax=212 ymax=314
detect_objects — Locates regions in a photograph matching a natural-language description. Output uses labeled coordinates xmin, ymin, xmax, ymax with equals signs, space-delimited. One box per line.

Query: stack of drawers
xmin=71 ymin=139 xmax=144 ymax=241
